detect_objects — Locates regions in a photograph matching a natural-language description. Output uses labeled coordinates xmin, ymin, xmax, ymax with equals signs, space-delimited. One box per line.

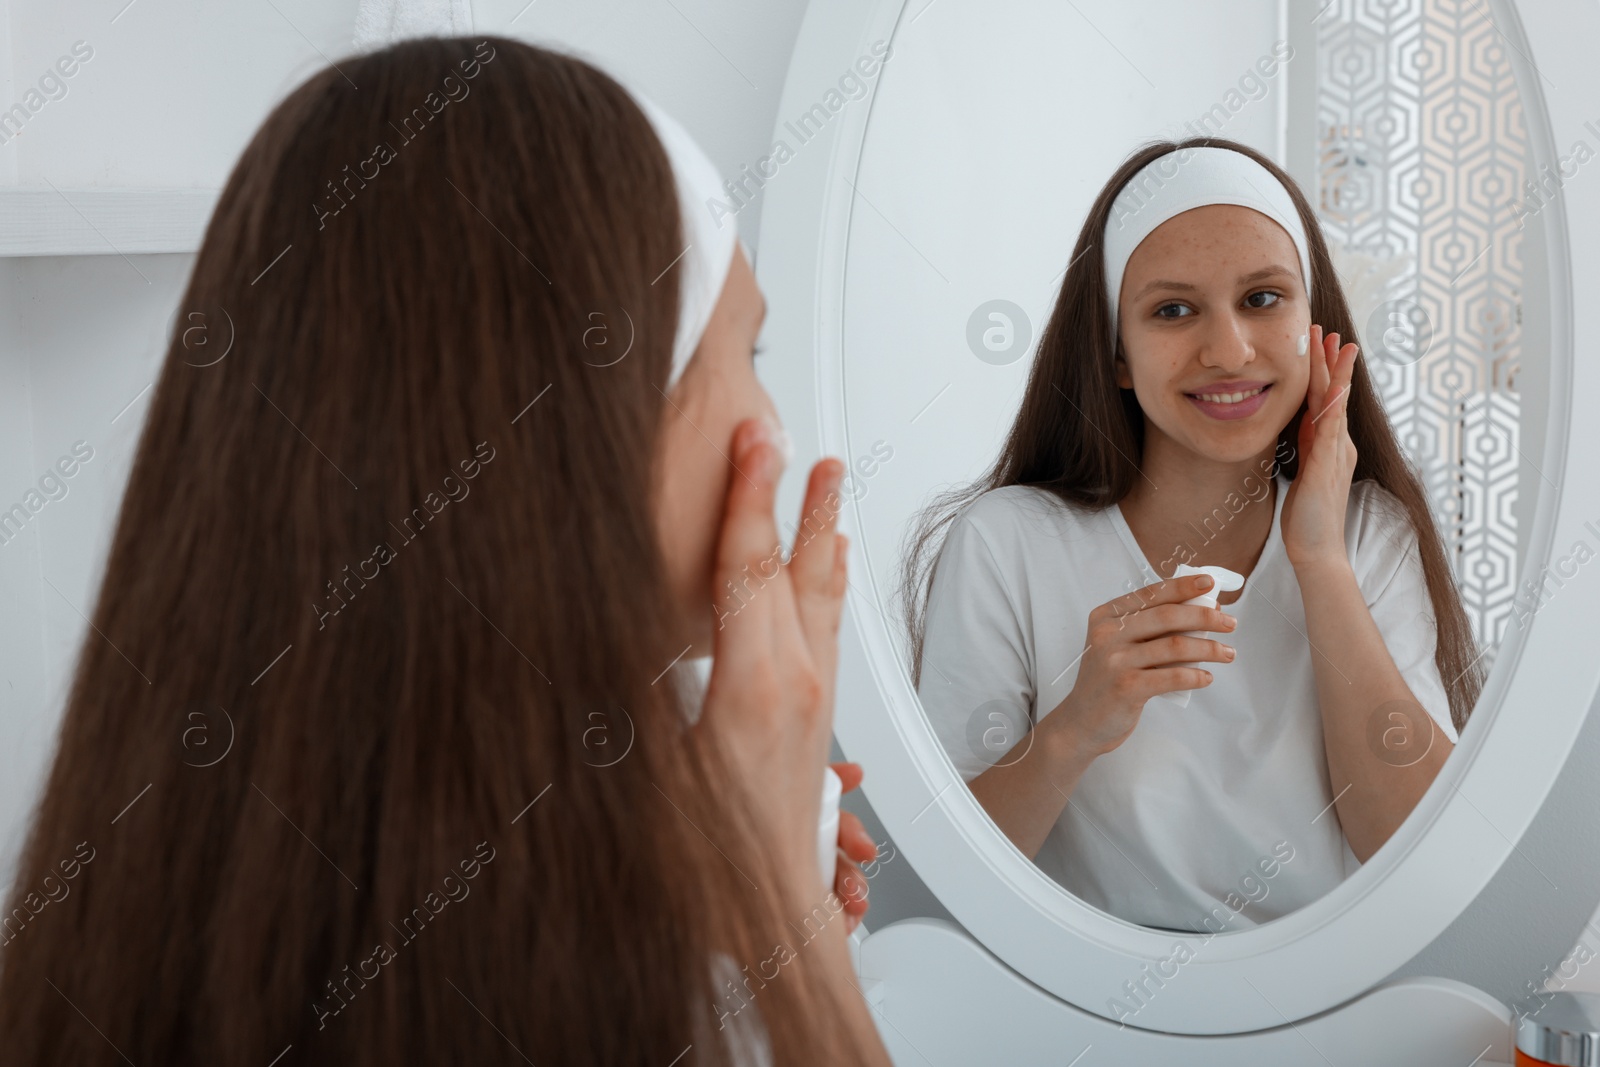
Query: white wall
xmin=0 ymin=253 xmax=190 ymax=885
xmin=0 ymin=0 xmax=807 ymax=244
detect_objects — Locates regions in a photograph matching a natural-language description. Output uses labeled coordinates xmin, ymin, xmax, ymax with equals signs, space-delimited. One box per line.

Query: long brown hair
xmin=0 ymin=37 xmax=871 ymax=1064
xmin=901 ymin=136 xmax=1482 ymax=734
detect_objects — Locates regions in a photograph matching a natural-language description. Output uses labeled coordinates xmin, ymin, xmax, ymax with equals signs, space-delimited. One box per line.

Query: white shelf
xmin=0 ymin=187 xmax=219 ymax=257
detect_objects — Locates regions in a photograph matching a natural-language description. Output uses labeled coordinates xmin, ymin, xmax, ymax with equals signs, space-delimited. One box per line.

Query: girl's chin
xmin=1169 ymin=417 xmax=1289 ymax=463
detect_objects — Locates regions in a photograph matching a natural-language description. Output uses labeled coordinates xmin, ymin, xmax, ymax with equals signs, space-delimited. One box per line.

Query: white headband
xmin=629 ymin=91 xmax=742 ymax=390
xmin=1102 ymin=146 xmax=1312 ymax=338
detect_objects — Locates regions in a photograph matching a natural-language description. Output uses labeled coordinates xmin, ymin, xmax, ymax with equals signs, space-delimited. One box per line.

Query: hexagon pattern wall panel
xmin=1317 ymin=0 xmax=1528 ymax=676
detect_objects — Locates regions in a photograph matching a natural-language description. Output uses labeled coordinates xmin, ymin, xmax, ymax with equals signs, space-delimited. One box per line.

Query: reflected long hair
xmin=901 ymin=136 xmax=1482 ymax=734
xmin=0 ymin=37 xmax=872 ymax=1064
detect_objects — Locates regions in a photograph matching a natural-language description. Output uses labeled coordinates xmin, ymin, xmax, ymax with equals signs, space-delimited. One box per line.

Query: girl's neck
xmin=1117 ymin=454 xmax=1281 ymax=606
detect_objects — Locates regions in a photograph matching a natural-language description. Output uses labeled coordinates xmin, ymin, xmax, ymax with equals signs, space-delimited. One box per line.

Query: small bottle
xmin=817 ymin=765 xmax=843 ymax=895
xmin=1517 ymin=992 xmax=1600 ymax=1065
xmin=1155 ymin=563 xmax=1245 ymax=708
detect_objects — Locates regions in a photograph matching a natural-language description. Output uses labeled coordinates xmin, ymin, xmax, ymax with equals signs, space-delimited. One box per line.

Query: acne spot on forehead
xmin=1124 ymin=206 xmax=1303 ymax=302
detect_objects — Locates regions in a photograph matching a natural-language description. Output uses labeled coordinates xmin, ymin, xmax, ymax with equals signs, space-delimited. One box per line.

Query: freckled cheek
xmin=1162 ymin=358 xmax=1193 ymax=398
xmin=1121 ymin=344 xmax=1186 ymax=396
xmin=1286 ymin=356 xmax=1311 ymax=394
xmin=1260 ymin=341 xmax=1308 ymax=399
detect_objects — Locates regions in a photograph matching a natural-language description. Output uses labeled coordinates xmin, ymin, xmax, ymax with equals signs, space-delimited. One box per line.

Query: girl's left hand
xmin=830 ymin=762 xmax=879 ymax=934
xmin=1282 ymin=323 xmax=1360 ymax=570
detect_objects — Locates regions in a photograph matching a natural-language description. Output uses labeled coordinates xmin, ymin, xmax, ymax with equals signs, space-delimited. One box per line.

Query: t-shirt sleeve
xmin=916 ymin=506 xmax=1037 ymax=783
xmin=1357 ymin=490 xmax=1462 ymax=746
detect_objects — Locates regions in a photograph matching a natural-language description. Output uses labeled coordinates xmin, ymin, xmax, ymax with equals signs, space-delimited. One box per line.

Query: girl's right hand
xmin=1057 ymin=574 xmax=1238 ymax=756
xmin=693 ymin=418 xmax=849 ymax=902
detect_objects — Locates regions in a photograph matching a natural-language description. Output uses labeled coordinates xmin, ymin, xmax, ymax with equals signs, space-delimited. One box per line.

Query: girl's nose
xmin=1198 ymin=314 xmax=1257 ymax=369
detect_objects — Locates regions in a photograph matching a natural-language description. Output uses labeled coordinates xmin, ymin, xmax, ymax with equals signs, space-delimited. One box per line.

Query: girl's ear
xmin=1113 ymin=350 xmax=1133 ymax=390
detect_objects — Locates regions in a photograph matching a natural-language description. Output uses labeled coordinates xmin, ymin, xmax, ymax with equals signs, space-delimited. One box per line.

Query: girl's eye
xmin=752 ymin=344 xmax=766 ymax=359
xmin=1156 ymin=291 xmax=1281 ymax=318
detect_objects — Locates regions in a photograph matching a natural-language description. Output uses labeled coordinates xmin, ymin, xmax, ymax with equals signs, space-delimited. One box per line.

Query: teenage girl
xmin=906 ymin=139 xmax=1482 ymax=932
xmin=0 ymin=37 xmax=890 ymax=1066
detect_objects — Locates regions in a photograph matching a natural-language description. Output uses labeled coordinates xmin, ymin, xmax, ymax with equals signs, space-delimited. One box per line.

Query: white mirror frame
xmin=757 ymin=0 xmax=1600 ymax=1035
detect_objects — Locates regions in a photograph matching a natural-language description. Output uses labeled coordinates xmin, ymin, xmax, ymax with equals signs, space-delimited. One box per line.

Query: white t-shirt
xmin=706 ymin=952 xmax=774 ymax=1066
xmin=917 ymin=473 xmax=1459 ymax=932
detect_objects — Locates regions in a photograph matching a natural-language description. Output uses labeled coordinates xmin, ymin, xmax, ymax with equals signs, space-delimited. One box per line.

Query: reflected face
xmin=1113 ymin=205 xmax=1311 ymax=466
xmin=653 ymin=245 xmax=778 ymax=657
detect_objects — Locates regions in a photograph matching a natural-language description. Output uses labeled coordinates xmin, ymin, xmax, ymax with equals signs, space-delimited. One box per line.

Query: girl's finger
xmin=787 ymin=458 xmax=845 ymax=597
xmin=1321 ymin=328 xmax=1339 ymax=402
xmin=1303 ymin=324 xmax=1323 ymax=415
xmin=708 ymin=419 xmax=787 ymax=658
xmin=1324 ymin=343 xmax=1357 ymax=419
xmin=839 ymin=810 xmax=878 ymax=864
xmin=1308 ymin=335 xmax=1349 ymax=428
xmin=836 ymin=856 xmax=869 ymax=913
xmin=788 ymin=460 xmax=848 ymax=673
xmin=831 ymin=761 xmax=865 ymax=793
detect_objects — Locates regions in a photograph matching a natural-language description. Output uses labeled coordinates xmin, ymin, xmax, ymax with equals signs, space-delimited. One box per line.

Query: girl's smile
xmin=1185 ymin=380 xmax=1275 ymax=420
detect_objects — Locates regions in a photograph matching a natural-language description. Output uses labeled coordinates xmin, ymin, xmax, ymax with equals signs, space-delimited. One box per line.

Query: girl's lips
xmin=1185 ymin=382 xmax=1272 ymax=421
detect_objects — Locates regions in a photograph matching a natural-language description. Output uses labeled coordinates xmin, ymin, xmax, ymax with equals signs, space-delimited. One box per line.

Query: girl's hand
xmin=830 ymin=761 xmax=878 ymax=934
xmin=1056 ymin=574 xmax=1237 ymax=757
xmin=694 ymin=418 xmax=850 ymax=901
xmin=1283 ymin=323 xmax=1360 ymax=570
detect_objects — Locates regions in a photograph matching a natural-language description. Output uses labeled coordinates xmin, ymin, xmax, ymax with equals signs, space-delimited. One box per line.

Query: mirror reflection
xmin=848 ymin=1 xmax=1544 ymax=934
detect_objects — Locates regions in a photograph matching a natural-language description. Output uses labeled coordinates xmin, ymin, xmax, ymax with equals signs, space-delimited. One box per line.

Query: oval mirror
xmin=757 ymin=0 xmax=1599 ymax=1034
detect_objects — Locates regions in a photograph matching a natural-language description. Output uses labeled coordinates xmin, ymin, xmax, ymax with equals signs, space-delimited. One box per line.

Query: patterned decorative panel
xmin=1316 ymin=0 xmax=1526 ymax=674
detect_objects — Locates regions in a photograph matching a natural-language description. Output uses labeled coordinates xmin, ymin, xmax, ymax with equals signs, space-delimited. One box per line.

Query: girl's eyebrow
xmin=1132 ymin=265 xmax=1297 ymax=301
